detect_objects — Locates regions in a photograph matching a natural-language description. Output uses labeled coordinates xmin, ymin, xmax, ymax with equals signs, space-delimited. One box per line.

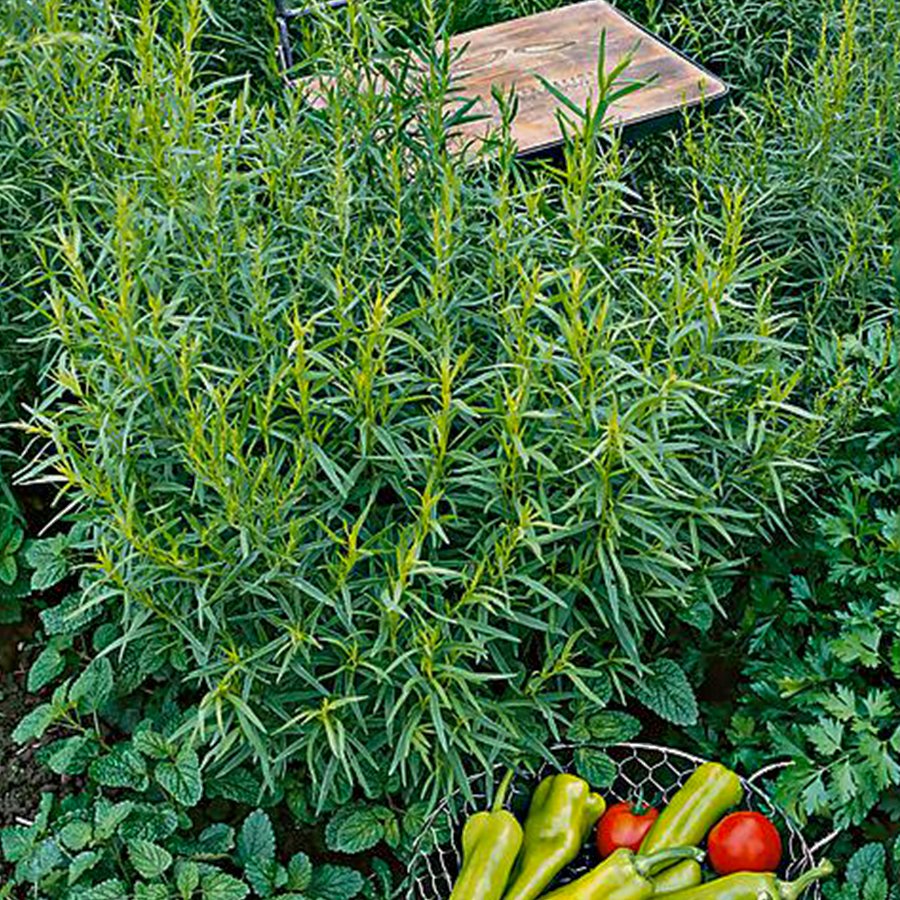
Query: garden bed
xmin=1 ymin=0 xmax=898 ymax=897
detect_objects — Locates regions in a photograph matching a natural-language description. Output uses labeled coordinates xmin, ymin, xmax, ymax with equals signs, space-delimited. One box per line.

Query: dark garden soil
xmin=0 ymin=621 xmax=62 ymax=831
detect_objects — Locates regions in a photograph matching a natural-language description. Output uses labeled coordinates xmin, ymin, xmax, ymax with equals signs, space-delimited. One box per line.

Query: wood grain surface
xmin=304 ymin=0 xmax=728 ymax=155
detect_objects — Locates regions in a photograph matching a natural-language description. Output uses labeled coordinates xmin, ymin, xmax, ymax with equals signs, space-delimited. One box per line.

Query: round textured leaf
xmin=70 ymin=658 xmax=114 ymax=714
xmin=574 ymin=748 xmax=617 ymax=788
xmin=584 ymin=711 xmax=642 ymax=745
xmin=90 ymin=747 xmax=149 ymax=791
xmin=194 ymin=824 xmax=235 ymax=856
xmin=634 ymin=659 xmax=699 ymax=726
xmin=20 ymin=837 xmax=63 ymax=883
xmin=128 ymin=840 xmax=173 ymax=880
xmin=76 ymin=878 xmax=127 ymax=900
xmin=401 ymin=802 xmax=430 ymax=842
xmin=119 ymin=804 xmax=180 ymax=843
xmin=40 ymin=594 xmax=102 ymax=636
xmin=201 ymin=871 xmax=250 ymax=900
xmin=93 ymin=800 xmax=135 ymax=842
xmin=156 ymin=747 xmax=203 ymax=808
xmin=59 ymin=820 xmax=93 ymax=852
xmin=135 ymin=883 xmax=170 ymax=900
xmin=68 ymin=850 xmax=101 ymax=886
xmin=677 ymin=601 xmax=714 ymax=632
xmin=847 ymin=843 xmax=886 ymax=886
xmin=43 ymin=734 xmax=99 ymax=775
xmin=237 ymin=810 xmax=275 ymax=866
xmin=309 ymin=864 xmax=365 ymax=900
xmin=27 ymin=641 xmax=67 ymax=693
xmin=243 ymin=858 xmax=281 ymax=898
xmin=206 ymin=768 xmax=263 ymax=805
xmin=325 ymin=806 xmax=387 ymax=854
xmin=132 ymin=730 xmax=173 ymax=760
xmin=25 ymin=534 xmax=71 ymax=592
xmin=176 ymin=861 xmax=201 ymax=900
xmin=12 ymin=703 xmax=56 ymax=744
xmin=286 ymin=853 xmax=312 ymax=892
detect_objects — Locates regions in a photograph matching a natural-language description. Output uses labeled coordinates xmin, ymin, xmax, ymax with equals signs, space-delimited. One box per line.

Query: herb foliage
xmin=0 ymin=0 xmax=898 ymax=888
xmin=7 ymin=0 xmax=836 ymax=804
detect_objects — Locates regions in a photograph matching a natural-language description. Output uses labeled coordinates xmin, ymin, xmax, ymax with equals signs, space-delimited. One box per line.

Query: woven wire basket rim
xmin=404 ymin=742 xmax=825 ymax=900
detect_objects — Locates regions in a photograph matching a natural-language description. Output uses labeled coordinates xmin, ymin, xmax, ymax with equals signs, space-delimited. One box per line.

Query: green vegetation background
xmin=0 ymin=0 xmax=898 ymax=896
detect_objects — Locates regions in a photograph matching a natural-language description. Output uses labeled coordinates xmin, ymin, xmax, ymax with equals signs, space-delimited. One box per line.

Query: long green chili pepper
xmin=502 ymin=774 xmax=606 ymax=900
xmin=652 ymin=859 xmax=703 ymax=895
xmin=639 ymin=762 xmax=743 ymax=872
xmin=660 ymin=859 xmax=835 ymax=900
xmin=538 ymin=847 xmax=704 ymax=900
xmin=449 ymin=769 xmax=523 ymax=900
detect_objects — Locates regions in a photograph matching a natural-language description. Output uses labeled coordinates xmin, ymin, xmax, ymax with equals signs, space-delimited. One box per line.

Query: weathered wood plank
xmin=445 ymin=1 xmax=727 ymax=152
xmin=304 ymin=1 xmax=728 ymax=155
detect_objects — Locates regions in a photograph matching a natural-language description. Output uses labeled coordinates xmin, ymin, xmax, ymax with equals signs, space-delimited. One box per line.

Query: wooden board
xmin=302 ymin=1 xmax=728 ymax=155
xmin=445 ymin=1 xmax=728 ymax=153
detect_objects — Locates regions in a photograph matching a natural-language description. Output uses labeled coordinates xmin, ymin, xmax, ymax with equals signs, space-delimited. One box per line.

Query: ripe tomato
xmin=595 ymin=801 xmax=659 ymax=858
xmin=708 ymin=811 xmax=783 ymax=874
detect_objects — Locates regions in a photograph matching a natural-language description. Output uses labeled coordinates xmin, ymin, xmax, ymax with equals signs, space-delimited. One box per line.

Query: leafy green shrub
xmin=761 ymin=350 xmax=900 ymax=830
xmin=2 ymin=792 xmax=369 ymax=900
xmin=5 ymin=0 xmax=835 ymax=801
xmin=0 ymin=509 xmax=82 ymax=622
xmin=4 ymin=554 xmax=394 ymax=898
xmin=1 ymin=0 xmax=897 ymax=894
xmin=823 ymin=840 xmax=899 ymax=900
xmin=660 ymin=0 xmax=900 ymax=337
xmin=680 ymin=331 xmax=900 ymax=830
xmin=2 ymin=531 xmax=429 ymax=899
xmin=0 ymin=503 xmax=29 ymax=622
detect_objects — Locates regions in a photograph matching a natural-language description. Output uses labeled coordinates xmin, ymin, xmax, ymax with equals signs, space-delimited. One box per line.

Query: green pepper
xmin=502 ymin=774 xmax=607 ymax=900
xmin=652 ymin=859 xmax=702 ymax=895
xmin=450 ymin=769 xmax=523 ymax=900
xmin=660 ymin=859 xmax=835 ymax=900
xmin=538 ymin=846 xmax=704 ymax=900
xmin=639 ymin=763 xmax=743 ymax=870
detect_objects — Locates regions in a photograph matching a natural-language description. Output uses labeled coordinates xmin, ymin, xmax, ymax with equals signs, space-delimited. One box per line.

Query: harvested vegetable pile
xmin=450 ymin=762 xmax=833 ymax=899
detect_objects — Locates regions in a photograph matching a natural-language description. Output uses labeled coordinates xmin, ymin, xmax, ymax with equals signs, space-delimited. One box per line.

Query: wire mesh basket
xmin=405 ymin=743 xmax=825 ymax=900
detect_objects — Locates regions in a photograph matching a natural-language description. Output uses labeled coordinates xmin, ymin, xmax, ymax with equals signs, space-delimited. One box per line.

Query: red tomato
xmin=595 ymin=801 xmax=659 ymax=858
xmin=708 ymin=811 xmax=783 ymax=874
